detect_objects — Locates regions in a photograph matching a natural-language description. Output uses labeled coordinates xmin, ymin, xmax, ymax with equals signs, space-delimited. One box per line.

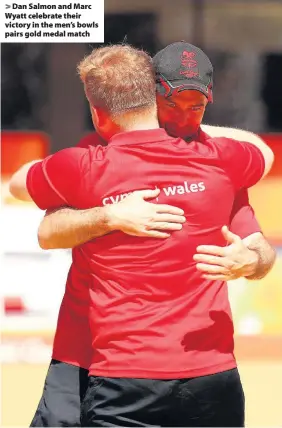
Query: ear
xmin=90 ymin=105 xmax=102 ymax=128
xmin=91 ymin=105 xmax=109 ymax=127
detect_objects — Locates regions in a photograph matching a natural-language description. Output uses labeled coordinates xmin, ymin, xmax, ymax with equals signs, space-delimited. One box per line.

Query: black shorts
xmin=30 ymin=359 xmax=88 ymax=427
xmin=81 ymin=368 xmax=245 ymax=427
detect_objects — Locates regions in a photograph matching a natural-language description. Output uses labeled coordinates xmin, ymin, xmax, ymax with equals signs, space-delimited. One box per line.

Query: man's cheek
xmin=199 ymin=110 xmax=206 ymax=122
xmin=192 ymin=113 xmax=204 ymax=128
xmin=188 ymin=118 xmax=200 ymax=128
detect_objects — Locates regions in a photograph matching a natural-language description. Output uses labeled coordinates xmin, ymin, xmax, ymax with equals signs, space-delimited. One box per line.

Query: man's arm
xmin=227 ymin=190 xmax=277 ymax=279
xmin=9 ymin=160 xmax=42 ymax=201
xmin=196 ymin=126 xmax=276 ymax=280
xmin=228 ymin=193 xmax=276 ymax=280
xmin=242 ymin=232 xmax=276 ymax=280
xmin=38 ymin=189 xmax=186 ymax=249
xmin=9 ymin=154 xmax=186 ymax=249
xmin=38 ymin=206 xmax=113 ymax=249
xmin=194 ymin=227 xmax=276 ymax=281
xmin=9 ymin=148 xmax=90 ymax=210
xmin=201 ymin=124 xmax=274 ymax=177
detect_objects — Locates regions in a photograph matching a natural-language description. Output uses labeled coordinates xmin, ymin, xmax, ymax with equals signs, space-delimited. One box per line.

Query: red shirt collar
xmin=108 ymin=128 xmax=174 ymax=146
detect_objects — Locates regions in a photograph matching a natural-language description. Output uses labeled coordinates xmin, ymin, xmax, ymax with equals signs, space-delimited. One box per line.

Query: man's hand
xmin=193 ymin=225 xmax=259 ymax=280
xmin=106 ymin=188 xmax=186 ymax=239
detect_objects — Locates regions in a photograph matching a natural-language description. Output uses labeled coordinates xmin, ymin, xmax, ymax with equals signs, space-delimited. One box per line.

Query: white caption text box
xmin=1 ymin=0 xmax=104 ymax=43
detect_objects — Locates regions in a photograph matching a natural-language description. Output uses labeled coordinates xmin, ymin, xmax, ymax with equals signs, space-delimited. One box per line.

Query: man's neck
xmin=121 ymin=120 xmax=160 ymax=132
xmin=115 ymin=107 xmax=159 ymax=133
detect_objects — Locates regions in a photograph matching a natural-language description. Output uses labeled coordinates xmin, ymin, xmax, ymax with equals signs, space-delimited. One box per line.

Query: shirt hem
xmin=89 ymin=359 xmax=237 ymax=379
xmin=51 ymin=353 xmax=89 ymax=370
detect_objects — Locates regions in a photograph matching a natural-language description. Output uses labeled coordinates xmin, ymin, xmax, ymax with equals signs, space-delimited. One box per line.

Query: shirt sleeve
xmin=229 ymin=189 xmax=261 ymax=238
xmin=26 ymin=147 xmax=89 ymax=210
xmin=76 ymin=132 xmax=106 ymax=148
xmin=76 ymin=133 xmax=96 ymax=148
xmin=212 ymin=138 xmax=265 ymax=190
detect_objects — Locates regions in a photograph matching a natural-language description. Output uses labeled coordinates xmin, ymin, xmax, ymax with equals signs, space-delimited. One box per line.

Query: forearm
xmin=202 ymin=124 xmax=265 ymax=145
xmin=9 ymin=160 xmax=42 ymax=201
xmin=243 ymin=233 xmax=276 ymax=280
xmin=201 ymin=124 xmax=274 ymax=176
xmin=38 ymin=206 xmax=113 ymax=249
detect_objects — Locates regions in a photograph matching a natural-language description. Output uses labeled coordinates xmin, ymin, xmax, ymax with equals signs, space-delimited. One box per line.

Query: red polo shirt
xmin=78 ymin=129 xmax=262 ymax=238
xmin=27 ymin=129 xmax=264 ymax=377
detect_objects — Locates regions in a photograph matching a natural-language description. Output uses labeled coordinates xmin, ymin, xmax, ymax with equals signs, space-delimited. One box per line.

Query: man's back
xmin=46 ymin=128 xmax=263 ymax=378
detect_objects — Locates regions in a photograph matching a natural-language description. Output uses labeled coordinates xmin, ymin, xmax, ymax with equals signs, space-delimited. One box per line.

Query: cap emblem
xmin=181 ymin=51 xmax=197 ymax=68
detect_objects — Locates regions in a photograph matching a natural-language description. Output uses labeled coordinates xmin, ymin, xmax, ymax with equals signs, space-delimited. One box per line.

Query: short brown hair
xmin=78 ymin=44 xmax=156 ymax=116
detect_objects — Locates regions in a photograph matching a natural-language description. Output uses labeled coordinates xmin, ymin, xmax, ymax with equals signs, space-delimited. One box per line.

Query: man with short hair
xmin=10 ymin=43 xmax=274 ymax=427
